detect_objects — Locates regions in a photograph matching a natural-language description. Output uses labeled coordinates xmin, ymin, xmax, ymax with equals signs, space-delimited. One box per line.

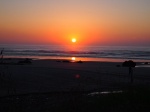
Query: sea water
xmin=0 ymin=44 xmax=150 ymax=62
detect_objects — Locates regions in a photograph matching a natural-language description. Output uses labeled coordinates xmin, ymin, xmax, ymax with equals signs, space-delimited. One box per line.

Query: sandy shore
xmin=0 ymin=58 xmax=150 ymax=97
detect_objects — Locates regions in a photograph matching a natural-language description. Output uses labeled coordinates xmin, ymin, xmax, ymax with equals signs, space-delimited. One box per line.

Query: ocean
xmin=0 ymin=44 xmax=150 ymax=62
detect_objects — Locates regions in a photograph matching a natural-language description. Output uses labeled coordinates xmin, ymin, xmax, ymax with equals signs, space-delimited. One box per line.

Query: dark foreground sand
xmin=0 ymin=58 xmax=150 ymax=112
xmin=0 ymin=59 xmax=150 ymax=96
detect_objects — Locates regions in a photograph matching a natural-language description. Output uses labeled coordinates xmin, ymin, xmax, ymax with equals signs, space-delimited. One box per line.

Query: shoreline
xmin=2 ymin=55 xmax=150 ymax=63
xmin=0 ymin=58 xmax=150 ymax=97
xmin=1 ymin=56 xmax=150 ymax=68
xmin=1 ymin=57 xmax=150 ymax=70
xmin=1 ymin=58 xmax=150 ymax=69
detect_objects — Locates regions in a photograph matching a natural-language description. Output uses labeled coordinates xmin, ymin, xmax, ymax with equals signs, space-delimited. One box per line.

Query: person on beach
xmin=122 ymin=60 xmax=136 ymax=83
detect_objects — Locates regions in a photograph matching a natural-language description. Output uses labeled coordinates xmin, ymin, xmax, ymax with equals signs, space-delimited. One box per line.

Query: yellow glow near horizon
xmin=0 ymin=1 xmax=150 ymax=46
xmin=71 ymin=57 xmax=76 ymax=61
xmin=72 ymin=38 xmax=76 ymax=43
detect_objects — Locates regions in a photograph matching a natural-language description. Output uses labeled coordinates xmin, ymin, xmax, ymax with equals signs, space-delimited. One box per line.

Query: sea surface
xmin=0 ymin=44 xmax=150 ymax=62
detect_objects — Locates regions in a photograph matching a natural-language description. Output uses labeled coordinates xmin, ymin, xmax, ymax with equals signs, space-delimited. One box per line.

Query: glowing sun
xmin=72 ymin=38 xmax=76 ymax=43
xmin=71 ymin=57 xmax=76 ymax=61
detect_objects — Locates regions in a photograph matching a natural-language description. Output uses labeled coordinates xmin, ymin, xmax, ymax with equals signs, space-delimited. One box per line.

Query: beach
xmin=0 ymin=58 xmax=150 ymax=96
xmin=1 ymin=58 xmax=150 ymax=112
xmin=1 ymin=0 xmax=150 ymax=111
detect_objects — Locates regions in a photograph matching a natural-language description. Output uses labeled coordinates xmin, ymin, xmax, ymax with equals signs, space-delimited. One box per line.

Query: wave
xmin=2 ymin=49 xmax=150 ymax=60
xmin=0 ymin=45 xmax=150 ymax=60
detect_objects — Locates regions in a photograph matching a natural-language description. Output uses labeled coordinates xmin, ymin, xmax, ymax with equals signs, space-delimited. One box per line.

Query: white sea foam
xmin=0 ymin=45 xmax=150 ymax=62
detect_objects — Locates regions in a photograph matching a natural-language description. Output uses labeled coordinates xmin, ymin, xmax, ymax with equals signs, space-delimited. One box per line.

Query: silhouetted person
xmin=129 ymin=67 xmax=133 ymax=82
xmin=122 ymin=60 xmax=136 ymax=83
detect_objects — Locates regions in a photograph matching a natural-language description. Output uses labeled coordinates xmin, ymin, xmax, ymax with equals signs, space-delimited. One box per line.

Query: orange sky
xmin=0 ymin=0 xmax=150 ymax=46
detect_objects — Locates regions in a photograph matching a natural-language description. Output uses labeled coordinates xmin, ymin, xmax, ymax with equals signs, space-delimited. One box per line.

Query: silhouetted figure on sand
xmin=122 ymin=60 xmax=136 ymax=83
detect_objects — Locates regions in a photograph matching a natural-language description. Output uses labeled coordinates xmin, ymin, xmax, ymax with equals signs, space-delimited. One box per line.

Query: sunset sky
xmin=0 ymin=0 xmax=150 ymax=46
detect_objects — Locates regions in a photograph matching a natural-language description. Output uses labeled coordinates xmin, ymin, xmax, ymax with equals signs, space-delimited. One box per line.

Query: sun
xmin=71 ymin=57 xmax=76 ymax=61
xmin=72 ymin=38 xmax=76 ymax=43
